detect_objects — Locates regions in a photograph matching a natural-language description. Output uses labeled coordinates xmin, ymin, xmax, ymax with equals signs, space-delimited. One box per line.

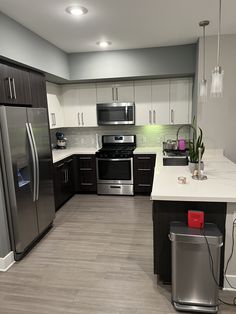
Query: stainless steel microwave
xmin=97 ymin=103 xmax=135 ymax=125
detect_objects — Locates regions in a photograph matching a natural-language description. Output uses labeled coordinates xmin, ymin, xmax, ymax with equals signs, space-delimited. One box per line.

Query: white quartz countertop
xmin=52 ymin=148 xmax=97 ymax=163
xmin=151 ymin=150 xmax=236 ymax=202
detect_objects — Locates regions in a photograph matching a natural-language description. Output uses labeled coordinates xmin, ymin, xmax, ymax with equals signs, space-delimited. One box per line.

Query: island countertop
xmin=151 ymin=150 xmax=236 ymax=202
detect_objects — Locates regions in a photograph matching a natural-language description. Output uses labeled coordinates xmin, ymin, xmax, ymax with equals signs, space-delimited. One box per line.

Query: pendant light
xmin=199 ymin=20 xmax=209 ymax=102
xmin=211 ymin=0 xmax=224 ymax=98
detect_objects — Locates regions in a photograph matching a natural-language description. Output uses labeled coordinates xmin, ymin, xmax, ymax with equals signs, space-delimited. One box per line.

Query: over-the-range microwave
xmin=96 ymin=103 xmax=135 ymax=125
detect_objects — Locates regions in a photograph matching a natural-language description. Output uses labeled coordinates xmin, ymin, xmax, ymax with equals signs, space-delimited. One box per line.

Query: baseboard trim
xmin=223 ymin=275 xmax=236 ymax=291
xmin=0 ymin=251 xmax=15 ymax=272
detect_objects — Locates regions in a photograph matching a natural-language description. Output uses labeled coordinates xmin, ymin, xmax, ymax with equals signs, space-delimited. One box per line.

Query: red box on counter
xmin=188 ymin=210 xmax=204 ymax=229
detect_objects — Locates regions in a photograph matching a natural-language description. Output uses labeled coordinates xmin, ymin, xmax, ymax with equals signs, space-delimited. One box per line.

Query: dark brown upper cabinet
xmin=0 ymin=63 xmax=31 ymax=105
xmin=29 ymin=71 xmax=48 ymax=108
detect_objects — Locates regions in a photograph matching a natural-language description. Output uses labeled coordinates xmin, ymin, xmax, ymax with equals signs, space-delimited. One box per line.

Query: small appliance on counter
xmin=56 ymin=132 xmax=67 ymax=149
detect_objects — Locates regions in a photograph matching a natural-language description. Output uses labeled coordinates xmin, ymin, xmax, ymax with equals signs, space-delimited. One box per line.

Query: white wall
xmin=197 ymin=35 xmax=236 ymax=163
xmin=0 ymin=12 xmax=69 ymax=79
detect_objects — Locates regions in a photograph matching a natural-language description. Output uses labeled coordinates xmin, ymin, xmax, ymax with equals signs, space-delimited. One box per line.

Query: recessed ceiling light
xmin=97 ymin=41 xmax=112 ymax=48
xmin=66 ymin=6 xmax=88 ymax=16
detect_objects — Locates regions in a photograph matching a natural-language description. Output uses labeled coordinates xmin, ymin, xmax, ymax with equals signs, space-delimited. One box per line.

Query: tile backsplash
xmin=51 ymin=125 xmax=190 ymax=149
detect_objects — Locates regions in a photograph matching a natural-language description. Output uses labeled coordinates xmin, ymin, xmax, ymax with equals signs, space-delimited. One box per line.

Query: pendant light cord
xmin=217 ymin=0 xmax=222 ymax=66
xmin=203 ymin=25 xmax=206 ymax=80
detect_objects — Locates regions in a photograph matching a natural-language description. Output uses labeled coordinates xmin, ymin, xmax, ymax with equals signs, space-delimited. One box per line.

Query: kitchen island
xmin=151 ymin=150 xmax=236 ymax=289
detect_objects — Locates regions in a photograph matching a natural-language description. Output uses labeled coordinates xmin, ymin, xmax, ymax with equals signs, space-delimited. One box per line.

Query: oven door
xmin=96 ymin=158 xmax=133 ymax=184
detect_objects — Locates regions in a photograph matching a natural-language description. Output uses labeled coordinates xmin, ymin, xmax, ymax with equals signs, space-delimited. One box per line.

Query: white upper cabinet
xmin=62 ymin=84 xmax=97 ymax=127
xmin=96 ymin=81 xmax=134 ymax=103
xmin=46 ymin=82 xmax=64 ymax=129
xmin=78 ymin=84 xmax=97 ymax=127
xmin=61 ymin=84 xmax=80 ymax=127
xmin=134 ymin=78 xmax=192 ymax=126
xmin=134 ymin=81 xmax=152 ymax=126
xmin=151 ymin=79 xmax=170 ymax=125
xmin=170 ymin=78 xmax=192 ymax=125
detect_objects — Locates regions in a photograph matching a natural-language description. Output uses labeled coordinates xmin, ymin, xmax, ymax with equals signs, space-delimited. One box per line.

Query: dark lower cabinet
xmin=53 ymin=156 xmax=75 ymax=211
xmin=152 ymin=200 xmax=227 ymax=287
xmin=76 ymin=155 xmax=97 ymax=193
xmin=134 ymin=154 xmax=156 ymax=195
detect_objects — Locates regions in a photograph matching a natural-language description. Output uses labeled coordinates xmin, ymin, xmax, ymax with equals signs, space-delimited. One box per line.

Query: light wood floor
xmin=0 ymin=195 xmax=235 ymax=314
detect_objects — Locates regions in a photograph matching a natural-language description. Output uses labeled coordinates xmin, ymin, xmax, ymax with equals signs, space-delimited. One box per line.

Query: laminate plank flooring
xmin=0 ymin=195 xmax=235 ymax=314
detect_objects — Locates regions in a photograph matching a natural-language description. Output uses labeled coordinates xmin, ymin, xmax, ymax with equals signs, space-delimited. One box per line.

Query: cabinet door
xmin=134 ymin=81 xmax=152 ymax=126
xmin=96 ymin=82 xmax=114 ymax=103
xmin=0 ymin=63 xmax=7 ymax=103
xmin=53 ymin=162 xmax=66 ymax=210
xmin=47 ymin=82 xmax=64 ymax=129
xmin=61 ymin=84 xmax=80 ymax=127
xmin=64 ymin=158 xmax=75 ymax=198
xmin=0 ymin=63 xmax=31 ymax=105
xmin=170 ymin=78 xmax=192 ymax=125
xmin=115 ymin=81 xmax=134 ymax=102
xmin=30 ymin=72 xmax=47 ymax=108
xmin=152 ymin=80 xmax=170 ymax=125
xmin=79 ymin=84 xmax=97 ymax=127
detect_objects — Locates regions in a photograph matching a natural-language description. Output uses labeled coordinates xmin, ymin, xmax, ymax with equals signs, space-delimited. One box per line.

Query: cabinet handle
xmin=79 ymin=157 xmax=92 ymax=160
xmin=66 ymin=159 xmax=73 ymax=164
xmin=56 ymin=163 xmax=64 ymax=168
xmin=153 ymin=110 xmax=156 ymax=124
xmin=138 ymin=168 xmax=151 ymax=171
xmin=81 ymin=183 xmax=93 ymax=186
xmin=12 ymin=78 xmax=17 ymax=99
xmin=80 ymin=168 xmax=92 ymax=171
xmin=149 ymin=110 xmax=152 ymax=124
xmin=51 ymin=113 xmax=56 ymax=126
xmin=7 ymin=77 xmax=13 ymax=99
xmin=171 ymin=109 xmax=174 ymax=124
xmin=81 ymin=112 xmax=84 ymax=126
xmin=116 ymin=87 xmax=118 ymax=101
xmin=137 ymin=156 xmax=151 ymax=160
xmin=112 ymin=87 xmax=114 ymax=101
xmin=138 ymin=184 xmax=151 ymax=187
xmin=78 ymin=112 xmax=80 ymax=126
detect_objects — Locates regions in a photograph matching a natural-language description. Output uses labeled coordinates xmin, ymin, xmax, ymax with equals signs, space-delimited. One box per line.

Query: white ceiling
xmin=1 ymin=0 xmax=236 ymax=53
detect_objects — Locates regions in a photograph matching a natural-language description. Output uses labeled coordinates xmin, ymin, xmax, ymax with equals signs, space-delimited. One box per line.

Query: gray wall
xmin=0 ymin=12 xmax=69 ymax=80
xmin=68 ymin=44 xmax=196 ymax=81
xmin=0 ymin=166 xmax=11 ymax=258
xmin=0 ymin=12 xmax=196 ymax=83
xmin=197 ymin=34 xmax=236 ymax=163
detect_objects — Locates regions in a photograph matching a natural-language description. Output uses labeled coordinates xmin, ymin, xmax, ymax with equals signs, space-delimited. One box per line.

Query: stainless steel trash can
xmin=169 ymin=222 xmax=223 ymax=313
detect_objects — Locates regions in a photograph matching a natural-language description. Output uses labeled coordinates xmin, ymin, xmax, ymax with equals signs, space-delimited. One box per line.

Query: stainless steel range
xmin=96 ymin=135 xmax=136 ymax=195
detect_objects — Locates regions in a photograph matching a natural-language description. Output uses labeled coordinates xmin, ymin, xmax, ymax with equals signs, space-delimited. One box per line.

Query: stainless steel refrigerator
xmin=0 ymin=106 xmax=55 ymax=260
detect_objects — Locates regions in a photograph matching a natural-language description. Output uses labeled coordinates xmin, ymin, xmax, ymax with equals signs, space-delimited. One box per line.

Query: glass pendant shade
xmin=210 ymin=0 xmax=224 ymax=98
xmin=211 ymin=66 xmax=224 ymax=98
xmin=199 ymin=79 xmax=207 ymax=102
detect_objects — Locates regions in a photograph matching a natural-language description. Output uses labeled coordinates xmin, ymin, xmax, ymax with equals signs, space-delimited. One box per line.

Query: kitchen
xmin=0 ymin=0 xmax=236 ymax=313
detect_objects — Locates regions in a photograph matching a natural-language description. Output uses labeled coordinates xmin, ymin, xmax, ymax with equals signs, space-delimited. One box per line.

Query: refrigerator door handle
xmin=26 ymin=123 xmax=37 ymax=202
xmin=28 ymin=123 xmax=40 ymax=201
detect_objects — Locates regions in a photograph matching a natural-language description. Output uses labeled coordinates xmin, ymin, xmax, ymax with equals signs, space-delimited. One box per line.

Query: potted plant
xmin=188 ymin=127 xmax=205 ymax=173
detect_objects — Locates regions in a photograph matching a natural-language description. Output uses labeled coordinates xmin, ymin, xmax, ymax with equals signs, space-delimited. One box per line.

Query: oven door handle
xmin=96 ymin=158 xmax=132 ymax=162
